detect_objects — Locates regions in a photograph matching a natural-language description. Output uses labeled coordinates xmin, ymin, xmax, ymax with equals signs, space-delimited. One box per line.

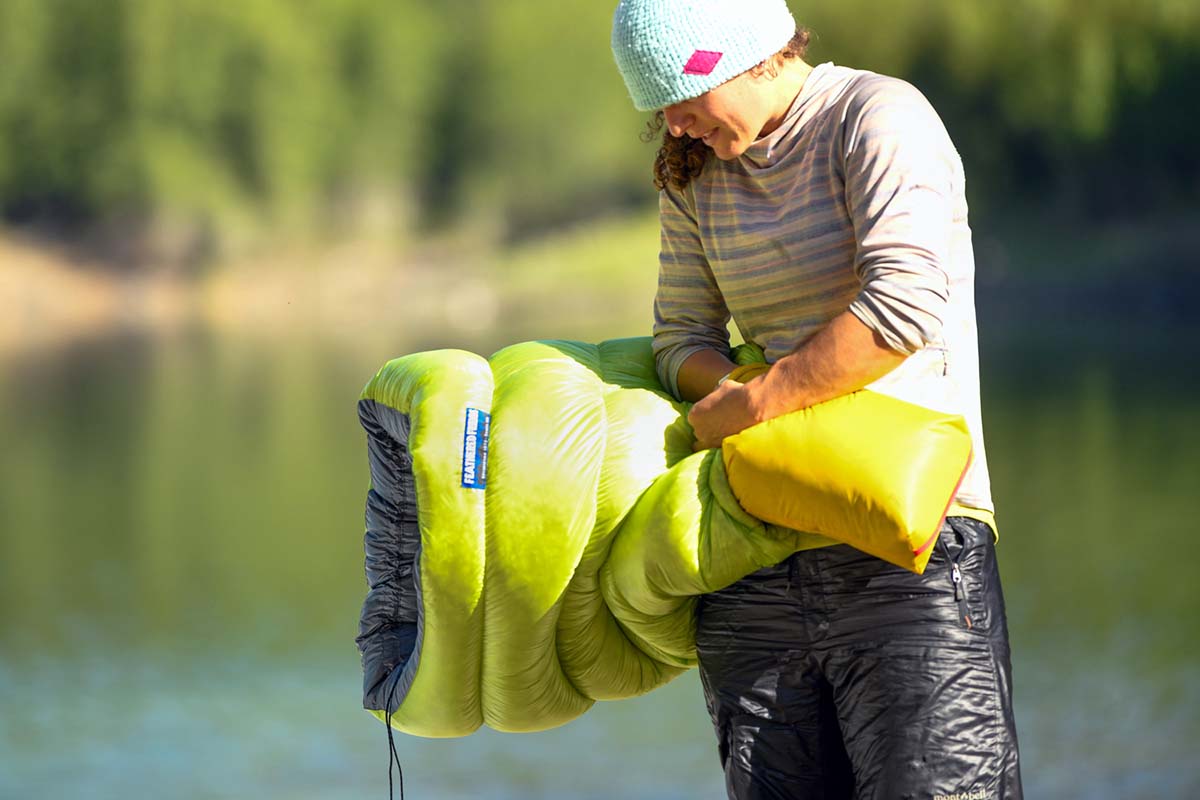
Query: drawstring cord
xmin=385 ymin=672 xmax=406 ymax=800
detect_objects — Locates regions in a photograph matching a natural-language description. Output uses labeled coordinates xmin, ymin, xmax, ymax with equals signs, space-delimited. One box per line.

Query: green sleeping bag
xmin=356 ymin=337 xmax=970 ymax=737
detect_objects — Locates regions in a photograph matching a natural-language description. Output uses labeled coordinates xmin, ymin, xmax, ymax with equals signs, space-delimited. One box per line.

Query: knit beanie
xmin=611 ymin=0 xmax=797 ymax=111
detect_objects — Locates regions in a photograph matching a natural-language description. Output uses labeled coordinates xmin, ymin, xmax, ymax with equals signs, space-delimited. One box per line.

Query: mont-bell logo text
xmin=934 ymin=789 xmax=989 ymax=800
xmin=461 ymin=407 xmax=490 ymax=490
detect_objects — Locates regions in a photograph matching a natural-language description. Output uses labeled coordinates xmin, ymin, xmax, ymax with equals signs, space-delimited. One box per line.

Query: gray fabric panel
xmin=356 ymin=399 xmax=424 ymax=713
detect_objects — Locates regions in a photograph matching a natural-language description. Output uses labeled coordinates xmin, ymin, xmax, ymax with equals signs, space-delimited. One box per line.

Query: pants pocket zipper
xmin=939 ymin=536 xmax=973 ymax=629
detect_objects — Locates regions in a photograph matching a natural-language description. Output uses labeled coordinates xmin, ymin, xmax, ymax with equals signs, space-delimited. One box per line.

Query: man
xmin=610 ymin=0 xmax=1022 ymax=797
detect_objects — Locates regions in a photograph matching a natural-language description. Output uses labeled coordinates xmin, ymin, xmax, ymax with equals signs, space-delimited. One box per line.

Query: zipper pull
xmin=938 ymin=534 xmax=974 ymax=629
xmin=950 ymin=563 xmax=973 ymax=629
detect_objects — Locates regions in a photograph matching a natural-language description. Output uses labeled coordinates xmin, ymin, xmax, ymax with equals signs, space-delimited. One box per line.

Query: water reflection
xmin=0 ymin=328 xmax=1196 ymax=798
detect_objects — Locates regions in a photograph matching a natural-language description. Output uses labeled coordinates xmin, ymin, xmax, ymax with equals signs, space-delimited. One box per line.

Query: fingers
xmin=688 ymin=381 xmax=747 ymax=451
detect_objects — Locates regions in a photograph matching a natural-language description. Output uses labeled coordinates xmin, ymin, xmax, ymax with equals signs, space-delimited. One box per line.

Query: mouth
xmin=700 ymin=128 xmax=718 ymax=145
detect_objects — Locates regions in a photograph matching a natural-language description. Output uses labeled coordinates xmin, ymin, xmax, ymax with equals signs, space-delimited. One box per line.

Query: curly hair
xmin=641 ymin=28 xmax=811 ymax=192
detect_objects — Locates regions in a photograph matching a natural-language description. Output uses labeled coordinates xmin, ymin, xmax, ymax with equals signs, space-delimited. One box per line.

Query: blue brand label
xmin=461 ymin=407 xmax=490 ymax=489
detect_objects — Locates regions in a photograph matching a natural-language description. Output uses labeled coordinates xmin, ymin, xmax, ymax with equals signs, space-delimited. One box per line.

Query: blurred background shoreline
xmin=5 ymin=204 xmax=1196 ymax=360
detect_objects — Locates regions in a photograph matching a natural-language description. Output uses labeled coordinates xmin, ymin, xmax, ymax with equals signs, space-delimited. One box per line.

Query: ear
xmin=749 ymin=53 xmax=785 ymax=81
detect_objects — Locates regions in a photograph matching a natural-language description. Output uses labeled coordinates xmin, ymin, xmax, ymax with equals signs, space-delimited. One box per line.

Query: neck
xmin=759 ymin=59 xmax=814 ymax=138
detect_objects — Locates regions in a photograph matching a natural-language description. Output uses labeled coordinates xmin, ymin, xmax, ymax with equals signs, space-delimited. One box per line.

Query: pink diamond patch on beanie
xmin=682 ymin=50 xmax=723 ymax=76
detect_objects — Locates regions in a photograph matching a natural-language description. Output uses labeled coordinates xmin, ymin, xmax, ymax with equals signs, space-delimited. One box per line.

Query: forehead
xmin=669 ymin=70 xmax=756 ymax=110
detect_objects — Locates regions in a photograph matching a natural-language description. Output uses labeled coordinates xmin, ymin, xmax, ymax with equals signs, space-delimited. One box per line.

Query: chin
xmin=709 ymin=136 xmax=749 ymax=161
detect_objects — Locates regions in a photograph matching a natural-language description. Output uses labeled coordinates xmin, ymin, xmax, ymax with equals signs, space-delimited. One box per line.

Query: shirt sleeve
xmin=842 ymin=78 xmax=957 ymax=355
xmin=652 ymin=184 xmax=732 ymax=399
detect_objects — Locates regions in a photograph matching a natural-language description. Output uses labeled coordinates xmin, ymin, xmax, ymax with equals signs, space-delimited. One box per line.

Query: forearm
xmin=674 ymin=348 xmax=738 ymax=402
xmin=748 ymin=310 xmax=907 ymax=418
xmin=685 ymin=311 xmax=909 ymax=450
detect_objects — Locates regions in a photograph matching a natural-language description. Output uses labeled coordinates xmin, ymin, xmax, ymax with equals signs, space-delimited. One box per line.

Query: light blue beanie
xmin=611 ymin=0 xmax=797 ymax=111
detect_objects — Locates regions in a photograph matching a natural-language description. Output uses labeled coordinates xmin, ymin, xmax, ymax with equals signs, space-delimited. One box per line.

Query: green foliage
xmin=0 ymin=0 xmax=1196 ymax=262
xmin=0 ymin=0 xmax=445 ymax=249
xmin=797 ymin=0 xmax=1200 ymax=214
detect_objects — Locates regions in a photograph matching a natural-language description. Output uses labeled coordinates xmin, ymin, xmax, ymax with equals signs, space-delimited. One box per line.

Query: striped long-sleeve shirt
xmin=653 ymin=62 xmax=994 ymax=514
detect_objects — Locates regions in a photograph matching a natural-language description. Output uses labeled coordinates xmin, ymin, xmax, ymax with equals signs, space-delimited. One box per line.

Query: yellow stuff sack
xmin=721 ymin=390 xmax=972 ymax=574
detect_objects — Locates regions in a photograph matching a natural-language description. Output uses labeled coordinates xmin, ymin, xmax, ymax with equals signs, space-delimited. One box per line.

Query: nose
xmin=663 ymin=104 xmax=694 ymax=138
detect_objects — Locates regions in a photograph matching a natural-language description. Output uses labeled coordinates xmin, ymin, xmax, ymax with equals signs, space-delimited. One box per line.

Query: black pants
xmin=696 ymin=517 xmax=1022 ymax=800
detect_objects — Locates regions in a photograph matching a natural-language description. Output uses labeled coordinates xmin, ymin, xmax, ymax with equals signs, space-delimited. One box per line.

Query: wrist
xmin=742 ymin=375 xmax=775 ymax=423
xmin=748 ymin=366 xmax=803 ymax=421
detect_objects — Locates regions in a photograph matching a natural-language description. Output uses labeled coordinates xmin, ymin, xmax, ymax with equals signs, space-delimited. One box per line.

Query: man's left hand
xmin=688 ymin=379 xmax=765 ymax=451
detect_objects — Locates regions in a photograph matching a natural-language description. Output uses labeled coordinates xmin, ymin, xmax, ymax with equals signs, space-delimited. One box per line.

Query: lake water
xmin=0 ymin=313 xmax=1196 ymax=799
